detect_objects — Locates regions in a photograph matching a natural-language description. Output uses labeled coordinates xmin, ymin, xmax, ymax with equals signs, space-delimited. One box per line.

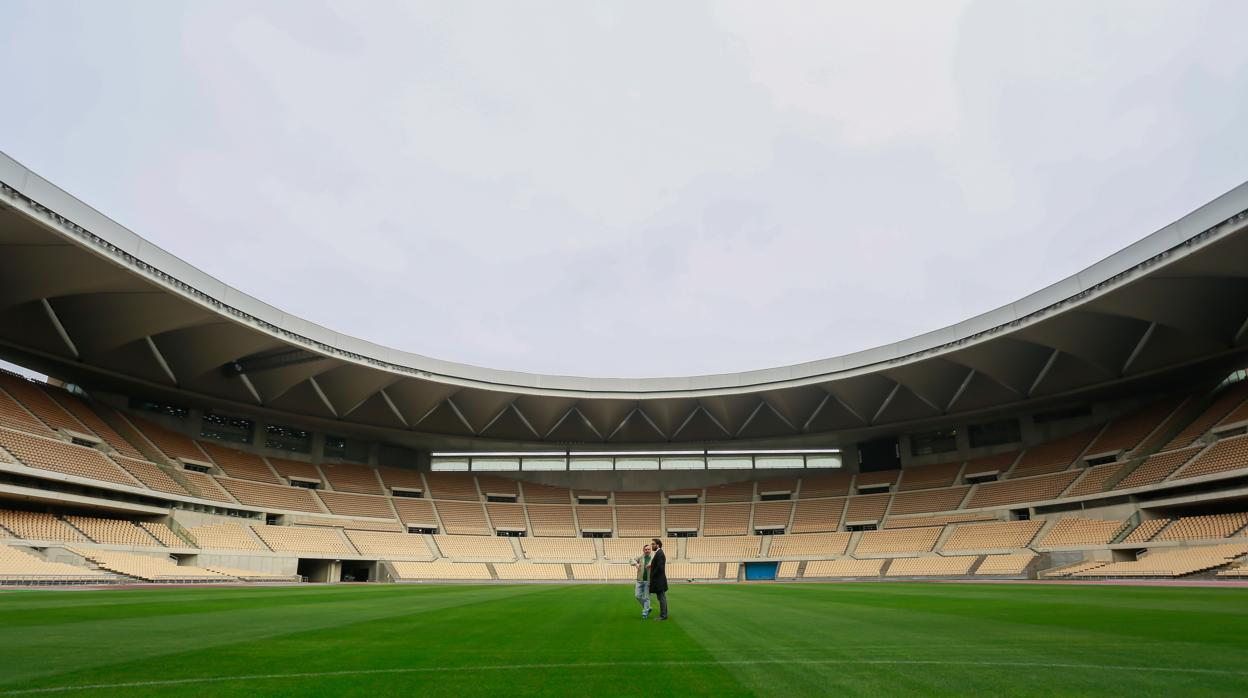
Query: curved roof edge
xmin=3 ymin=150 xmax=1248 ymax=397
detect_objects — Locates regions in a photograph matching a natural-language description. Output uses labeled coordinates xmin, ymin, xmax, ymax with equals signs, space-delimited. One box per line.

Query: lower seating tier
xmin=803 ymin=558 xmax=883 ymax=578
xmin=72 ymin=548 xmax=231 ymax=582
xmin=885 ymin=555 xmax=978 ymax=577
xmin=0 ymin=545 xmax=118 ymax=583
xmin=1072 ymin=544 xmax=1248 ymax=577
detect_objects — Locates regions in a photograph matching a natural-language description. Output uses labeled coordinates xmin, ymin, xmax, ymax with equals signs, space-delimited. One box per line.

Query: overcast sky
xmin=2 ymin=1 xmax=1247 ymax=379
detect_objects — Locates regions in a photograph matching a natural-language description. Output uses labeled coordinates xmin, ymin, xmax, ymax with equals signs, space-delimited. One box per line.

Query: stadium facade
xmin=1 ymin=150 xmax=1248 ymax=584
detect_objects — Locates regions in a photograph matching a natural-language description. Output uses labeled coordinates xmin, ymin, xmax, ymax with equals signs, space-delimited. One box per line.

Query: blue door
xmin=744 ymin=561 xmax=778 ymax=581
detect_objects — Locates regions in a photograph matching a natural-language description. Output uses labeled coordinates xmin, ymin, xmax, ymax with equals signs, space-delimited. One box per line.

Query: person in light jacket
xmin=630 ymin=543 xmax=653 ymax=619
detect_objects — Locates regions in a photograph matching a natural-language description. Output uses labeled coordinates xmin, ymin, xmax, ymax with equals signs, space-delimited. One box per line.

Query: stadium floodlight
xmin=431 ymin=451 xmax=568 ymax=458
xmin=567 ymin=450 xmax=706 ymax=457
xmin=706 ymin=448 xmax=840 ymax=455
xmin=435 ymin=448 xmax=840 ymax=460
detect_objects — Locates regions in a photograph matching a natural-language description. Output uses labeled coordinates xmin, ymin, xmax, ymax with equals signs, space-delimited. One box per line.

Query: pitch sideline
xmin=3 ymin=657 xmax=1247 ymax=695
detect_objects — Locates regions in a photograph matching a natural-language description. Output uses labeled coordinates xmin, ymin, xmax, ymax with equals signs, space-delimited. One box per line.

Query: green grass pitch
xmin=0 ymin=582 xmax=1245 ymax=696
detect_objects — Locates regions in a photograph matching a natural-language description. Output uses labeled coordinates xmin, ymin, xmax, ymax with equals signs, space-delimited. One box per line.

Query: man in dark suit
xmin=648 ymin=537 xmax=669 ymax=620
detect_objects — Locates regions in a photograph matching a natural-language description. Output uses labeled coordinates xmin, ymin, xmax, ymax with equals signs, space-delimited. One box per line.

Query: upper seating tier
xmin=124 ymin=415 xmax=209 ymax=464
xmin=520 ymin=537 xmax=596 ymax=561
xmin=424 ymin=473 xmax=479 ymax=501
xmin=843 ymin=493 xmax=890 ymax=523
xmin=1165 ymin=383 xmax=1248 ymax=450
xmin=432 ymin=534 xmax=515 ymax=560
xmin=798 ymin=474 xmax=852 ymax=498
xmin=0 ymin=387 xmax=57 ymax=436
xmin=965 ymin=471 xmax=1079 ymax=509
xmin=199 ymin=442 xmax=279 ymax=484
xmin=345 ymin=530 xmax=434 ymax=559
xmin=319 ymin=463 xmax=384 ymax=495
xmin=1171 ymin=435 xmax=1248 ymax=481
xmin=898 ymin=462 xmax=961 ymax=491
xmin=435 ymin=501 xmax=491 ymax=535
xmin=0 ymin=428 xmax=140 ymax=487
xmin=889 ymin=486 xmax=968 ymax=516
xmin=1087 ymin=397 xmax=1184 ymax=457
xmin=525 ymin=505 xmax=576 ymax=536
xmin=251 ymin=524 xmax=354 ymax=555
xmin=941 ymin=519 xmax=1043 ymax=551
xmin=766 ymin=532 xmax=851 ymax=557
xmin=615 ymin=505 xmax=661 ymax=537
xmin=217 ymin=477 xmax=324 ymax=513
xmin=791 ymin=498 xmax=845 ymax=534
xmin=268 ymin=457 xmax=322 ymax=483
xmin=392 ymin=498 xmax=438 ymax=527
xmin=1037 ymin=518 xmax=1126 ymax=547
xmin=703 ymin=503 xmax=751 ymax=536
xmin=49 ymin=392 xmax=143 ymax=458
xmin=855 ymin=527 xmax=941 ymax=555
xmin=317 ymin=490 xmax=397 ymax=520
xmin=1009 ymin=428 xmax=1097 ymax=479
xmin=0 ymin=374 xmax=89 ymax=436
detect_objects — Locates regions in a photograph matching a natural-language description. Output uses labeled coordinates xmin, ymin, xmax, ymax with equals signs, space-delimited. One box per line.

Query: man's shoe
xmin=659 ymin=616 xmax=668 ymax=621
xmin=641 ymin=613 xmax=649 ymax=619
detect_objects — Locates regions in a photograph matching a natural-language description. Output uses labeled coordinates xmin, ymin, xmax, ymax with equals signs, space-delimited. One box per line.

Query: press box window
xmin=325 ymin=435 xmax=369 ymax=463
xmin=910 ymin=428 xmax=957 ymax=457
xmin=130 ymin=398 xmax=189 ymax=419
xmin=265 ymin=423 xmax=311 ymax=453
xmin=201 ymin=412 xmax=254 ymax=445
xmin=968 ymin=419 xmax=1021 ymax=449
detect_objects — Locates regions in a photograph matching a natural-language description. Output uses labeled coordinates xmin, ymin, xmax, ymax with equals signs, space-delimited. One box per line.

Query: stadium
xmin=3 ymin=5 xmax=1248 ymax=696
xmin=2 ymin=150 xmax=1248 ymax=693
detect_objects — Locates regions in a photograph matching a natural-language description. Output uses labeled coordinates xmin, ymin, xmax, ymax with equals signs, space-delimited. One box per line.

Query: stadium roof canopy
xmin=2 ymin=151 xmax=1248 ymax=448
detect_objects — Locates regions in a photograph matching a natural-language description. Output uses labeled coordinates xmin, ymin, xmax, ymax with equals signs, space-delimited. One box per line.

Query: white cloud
xmin=1 ymin=0 xmax=1246 ymax=378
xmin=713 ymin=0 xmax=970 ymax=147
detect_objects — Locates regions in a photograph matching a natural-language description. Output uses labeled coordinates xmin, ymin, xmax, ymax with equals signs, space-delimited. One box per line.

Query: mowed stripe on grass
xmin=0 ymin=583 xmax=1245 ymax=696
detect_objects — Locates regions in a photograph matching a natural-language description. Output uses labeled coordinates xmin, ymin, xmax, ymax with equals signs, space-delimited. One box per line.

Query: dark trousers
xmin=652 ymin=590 xmax=668 ymax=619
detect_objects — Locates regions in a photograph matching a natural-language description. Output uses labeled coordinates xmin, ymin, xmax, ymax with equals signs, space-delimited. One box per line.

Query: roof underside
xmin=1 ymin=155 xmax=1248 ymax=447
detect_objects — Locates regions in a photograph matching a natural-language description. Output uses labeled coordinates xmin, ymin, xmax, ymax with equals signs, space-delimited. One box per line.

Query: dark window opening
xmin=910 ymin=428 xmax=958 ymax=456
xmin=968 ymin=419 xmax=1021 ymax=448
xmin=201 ymin=412 xmax=254 ymax=445
xmin=326 ymin=434 xmax=369 ymax=463
xmin=858 ymin=437 xmax=902 ymax=471
xmin=265 ymin=423 xmax=311 ymax=453
xmin=130 ymin=398 xmax=189 ymax=418
xmin=1033 ymin=405 xmax=1092 ymax=424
